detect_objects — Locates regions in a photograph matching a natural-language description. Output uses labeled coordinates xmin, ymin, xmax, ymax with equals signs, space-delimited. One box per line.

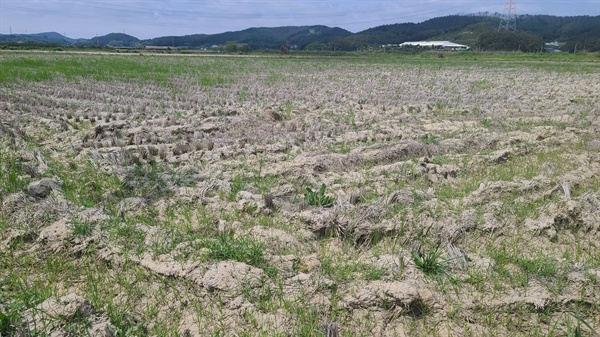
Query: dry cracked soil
xmin=1 ymin=51 xmax=600 ymax=336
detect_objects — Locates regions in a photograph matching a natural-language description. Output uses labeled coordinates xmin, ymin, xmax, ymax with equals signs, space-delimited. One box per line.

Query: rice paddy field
xmin=1 ymin=50 xmax=599 ymax=336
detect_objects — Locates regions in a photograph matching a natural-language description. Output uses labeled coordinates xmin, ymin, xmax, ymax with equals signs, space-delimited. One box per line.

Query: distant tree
xmin=225 ymin=41 xmax=238 ymax=53
xmin=107 ymin=40 xmax=123 ymax=48
xmin=239 ymin=44 xmax=251 ymax=53
xmin=563 ymin=39 xmax=600 ymax=53
xmin=328 ymin=35 xmax=375 ymax=51
xmin=304 ymin=42 xmax=329 ymax=51
xmin=328 ymin=36 xmax=354 ymax=51
xmin=478 ymin=31 xmax=544 ymax=52
xmin=279 ymin=44 xmax=290 ymax=54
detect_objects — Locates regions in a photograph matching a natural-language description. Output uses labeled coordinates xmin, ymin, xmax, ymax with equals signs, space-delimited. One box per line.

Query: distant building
xmin=545 ymin=42 xmax=565 ymax=53
xmin=397 ymin=41 xmax=470 ymax=51
xmin=145 ymin=46 xmax=176 ymax=50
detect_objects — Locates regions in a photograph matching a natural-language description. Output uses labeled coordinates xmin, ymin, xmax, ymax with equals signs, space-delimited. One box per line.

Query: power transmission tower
xmin=498 ymin=0 xmax=517 ymax=31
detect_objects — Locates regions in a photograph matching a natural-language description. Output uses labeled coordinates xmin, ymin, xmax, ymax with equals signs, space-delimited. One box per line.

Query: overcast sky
xmin=1 ymin=0 xmax=599 ymax=39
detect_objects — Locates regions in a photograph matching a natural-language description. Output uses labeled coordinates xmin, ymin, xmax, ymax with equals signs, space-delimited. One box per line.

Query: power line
xmin=498 ymin=0 xmax=517 ymax=31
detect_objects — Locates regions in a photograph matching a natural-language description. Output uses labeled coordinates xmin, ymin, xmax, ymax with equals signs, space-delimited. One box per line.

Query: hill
xmin=329 ymin=15 xmax=599 ymax=51
xmin=74 ymin=33 xmax=141 ymax=48
xmin=1 ymin=15 xmax=598 ymax=52
xmin=325 ymin=15 xmax=492 ymax=50
xmin=517 ymin=15 xmax=600 ymax=52
xmin=31 ymin=32 xmax=75 ymax=42
xmin=145 ymin=25 xmax=352 ymax=50
xmin=0 ymin=31 xmax=73 ymax=44
xmin=359 ymin=15 xmax=488 ymax=43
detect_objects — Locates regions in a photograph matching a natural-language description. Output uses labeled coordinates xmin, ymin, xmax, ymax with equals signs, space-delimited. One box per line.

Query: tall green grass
xmin=1 ymin=51 xmax=598 ymax=87
xmin=0 ymin=54 xmax=236 ymax=85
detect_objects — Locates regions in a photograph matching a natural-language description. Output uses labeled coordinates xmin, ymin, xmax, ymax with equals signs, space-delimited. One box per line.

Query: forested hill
xmin=328 ymin=15 xmax=600 ymax=51
xmin=145 ymin=26 xmax=352 ymax=50
xmin=358 ymin=16 xmax=487 ymax=44
xmin=518 ymin=15 xmax=600 ymax=51
xmin=1 ymin=15 xmax=598 ymax=52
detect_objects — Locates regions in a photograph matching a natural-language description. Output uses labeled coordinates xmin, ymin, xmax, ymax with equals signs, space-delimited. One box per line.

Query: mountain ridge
xmin=1 ymin=15 xmax=598 ymax=52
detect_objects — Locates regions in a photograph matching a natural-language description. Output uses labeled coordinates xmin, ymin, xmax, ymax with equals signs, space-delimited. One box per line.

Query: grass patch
xmin=226 ymin=174 xmax=247 ymax=201
xmin=470 ymin=80 xmax=495 ymax=91
xmin=434 ymin=181 xmax=479 ymax=200
xmin=68 ymin=218 xmax=93 ymax=237
xmin=0 ymin=53 xmax=237 ymax=86
xmin=202 ymin=232 xmax=277 ymax=278
xmin=487 ymin=244 xmax=568 ymax=290
xmin=60 ymin=160 xmax=124 ymax=208
xmin=106 ymin=220 xmax=147 ymax=255
xmin=360 ymin=264 xmax=388 ymax=281
xmin=329 ymin=142 xmax=353 ymax=154
xmin=0 ymin=149 xmax=29 ymax=199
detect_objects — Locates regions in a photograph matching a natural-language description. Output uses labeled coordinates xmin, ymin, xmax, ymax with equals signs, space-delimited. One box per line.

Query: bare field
xmin=1 ymin=52 xmax=600 ymax=336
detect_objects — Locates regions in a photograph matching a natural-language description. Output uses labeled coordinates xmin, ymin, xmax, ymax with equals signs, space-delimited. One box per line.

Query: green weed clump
xmin=412 ymin=246 xmax=449 ymax=277
xmin=0 ymin=309 xmax=13 ymax=336
xmin=304 ymin=184 xmax=335 ymax=207
xmin=556 ymin=313 xmax=597 ymax=337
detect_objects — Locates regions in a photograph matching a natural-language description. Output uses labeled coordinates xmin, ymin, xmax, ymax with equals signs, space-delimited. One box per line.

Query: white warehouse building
xmin=398 ymin=41 xmax=470 ymax=51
